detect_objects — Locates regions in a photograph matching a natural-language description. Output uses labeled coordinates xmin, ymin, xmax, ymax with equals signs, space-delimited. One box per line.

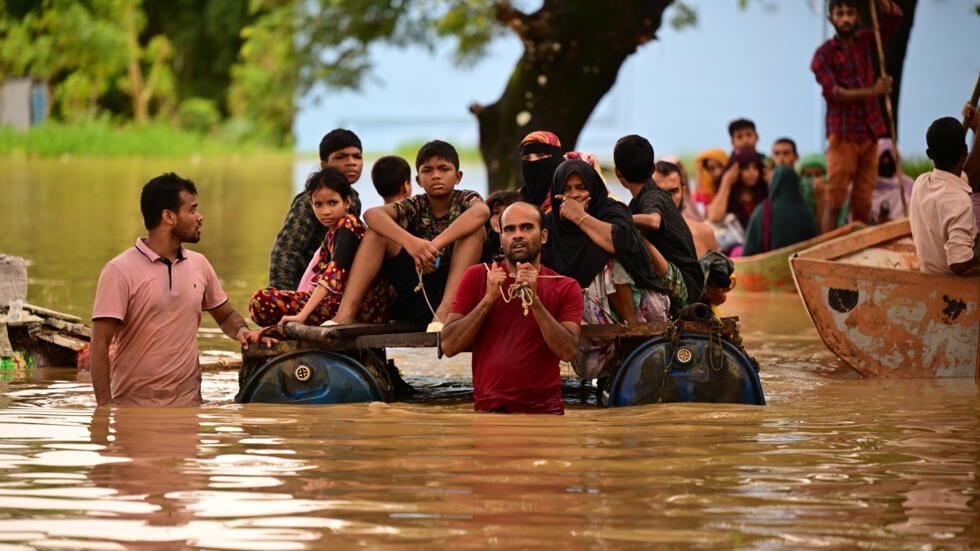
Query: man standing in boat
xmin=91 ymin=173 xmax=270 ymax=406
xmin=810 ymin=0 xmax=902 ymax=233
xmin=441 ymin=202 xmax=583 ymax=414
xmin=908 ymin=108 xmax=980 ymax=276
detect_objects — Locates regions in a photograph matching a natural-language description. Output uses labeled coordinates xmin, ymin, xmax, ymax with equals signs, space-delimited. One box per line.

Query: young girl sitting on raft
xmin=249 ymin=167 xmax=388 ymax=326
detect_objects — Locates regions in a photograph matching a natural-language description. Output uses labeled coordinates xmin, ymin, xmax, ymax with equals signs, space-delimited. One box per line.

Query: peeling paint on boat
xmin=790 ymin=218 xmax=979 ymax=378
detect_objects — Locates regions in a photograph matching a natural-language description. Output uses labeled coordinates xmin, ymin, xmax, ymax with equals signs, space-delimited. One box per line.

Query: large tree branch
xmin=494 ymin=1 xmax=529 ymax=39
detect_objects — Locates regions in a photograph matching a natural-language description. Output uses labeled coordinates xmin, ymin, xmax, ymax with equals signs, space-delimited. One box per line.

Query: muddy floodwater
xmin=1 ymin=158 xmax=978 ymax=549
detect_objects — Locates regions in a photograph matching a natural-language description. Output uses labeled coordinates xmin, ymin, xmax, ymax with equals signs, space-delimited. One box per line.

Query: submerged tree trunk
xmin=471 ymin=1 xmax=672 ymax=192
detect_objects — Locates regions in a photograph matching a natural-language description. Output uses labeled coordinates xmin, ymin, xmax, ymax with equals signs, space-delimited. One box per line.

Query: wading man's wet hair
xmin=141 ymin=172 xmax=197 ymax=230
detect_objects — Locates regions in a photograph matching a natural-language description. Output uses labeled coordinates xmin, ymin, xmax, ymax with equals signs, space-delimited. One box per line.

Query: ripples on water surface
xmin=1 ymin=294 xmax=978 ymax=549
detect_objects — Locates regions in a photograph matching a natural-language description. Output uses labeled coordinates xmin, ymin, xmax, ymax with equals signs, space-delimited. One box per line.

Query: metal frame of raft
xmin=236 ymin=312 xmax=766 ymax=407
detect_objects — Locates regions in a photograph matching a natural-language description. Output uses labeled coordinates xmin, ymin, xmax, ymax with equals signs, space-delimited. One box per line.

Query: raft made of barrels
xmin=236 ymin=307 xmax=765 ymax=407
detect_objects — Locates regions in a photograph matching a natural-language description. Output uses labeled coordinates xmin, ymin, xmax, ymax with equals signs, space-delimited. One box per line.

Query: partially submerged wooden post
xmin=0 ymin=254 xmax=27 ymax=307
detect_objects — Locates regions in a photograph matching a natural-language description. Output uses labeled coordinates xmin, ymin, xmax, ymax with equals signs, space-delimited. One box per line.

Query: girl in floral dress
xmin=249 ymin=167 xmax=388 ymax=326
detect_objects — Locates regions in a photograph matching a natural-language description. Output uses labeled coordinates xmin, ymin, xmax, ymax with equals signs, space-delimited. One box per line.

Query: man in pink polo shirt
xmin=91 ymin=173 xmax=269 ymax=407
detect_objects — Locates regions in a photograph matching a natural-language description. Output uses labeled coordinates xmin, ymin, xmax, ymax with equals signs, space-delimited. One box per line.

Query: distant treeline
xmin=0 ymin=0 xmax=295 ymax=147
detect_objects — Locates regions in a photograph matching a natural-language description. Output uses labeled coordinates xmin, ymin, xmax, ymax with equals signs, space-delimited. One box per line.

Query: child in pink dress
xmin=249 ymin=167 xmax=388 ymax=326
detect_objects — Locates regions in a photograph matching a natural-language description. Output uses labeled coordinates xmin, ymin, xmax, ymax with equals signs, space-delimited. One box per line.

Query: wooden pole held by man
xmin=869 ymin=0 xmax=906 ymax=216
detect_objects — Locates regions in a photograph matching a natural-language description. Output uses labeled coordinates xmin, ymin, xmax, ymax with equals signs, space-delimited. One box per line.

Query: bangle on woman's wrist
xmin=576 ymin=214 xmax=588 ymax=226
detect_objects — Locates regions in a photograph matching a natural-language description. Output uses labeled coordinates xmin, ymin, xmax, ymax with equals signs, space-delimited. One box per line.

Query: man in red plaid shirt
xmin=811 ymin=0 xmax=902 ymax=233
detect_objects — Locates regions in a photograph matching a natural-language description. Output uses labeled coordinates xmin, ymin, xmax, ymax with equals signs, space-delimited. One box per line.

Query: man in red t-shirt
xmin=442 ymin=202 xmax=583 ymax=414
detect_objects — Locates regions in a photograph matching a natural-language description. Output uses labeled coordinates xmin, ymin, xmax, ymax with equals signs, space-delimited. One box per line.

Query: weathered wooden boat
xmin=734 ymin=222 xmax=865 ymax=292
xmin=789 ymin=218 xmax=979 ymax=378
xmin=237 ymin=306 xmax=766 ymax=407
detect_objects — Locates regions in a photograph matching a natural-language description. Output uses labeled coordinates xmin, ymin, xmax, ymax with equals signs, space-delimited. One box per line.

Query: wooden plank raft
xmin=244 ymin=317 xmax=741 ymax=360
xmin=1 ymin=303 xmax=92 ymax=367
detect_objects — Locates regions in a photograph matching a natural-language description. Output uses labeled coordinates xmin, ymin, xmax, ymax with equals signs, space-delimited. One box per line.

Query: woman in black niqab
xmin=542 ymin=159 xmax=671 ymax=380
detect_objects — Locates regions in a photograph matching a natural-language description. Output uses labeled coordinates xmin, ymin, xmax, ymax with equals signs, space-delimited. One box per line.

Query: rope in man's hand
xmin=499 ymin=279 xmax=534 ymax=316
xmin=484 ymin=262 xmax=565 ymax=316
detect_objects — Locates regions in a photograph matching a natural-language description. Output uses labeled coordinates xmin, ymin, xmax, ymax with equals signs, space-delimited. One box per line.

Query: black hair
xmin=141 ymin=172 xmax=197 ymax=230
xmin=925 ymin=116 xmax=967 ymax=171
xmin=773 ymin=137 xmax=798 ymax=155
xmin=654 ymin=160 xmax=681 ymax=177
xmin=828 ymin=0 xmax=860 ymax=15
xmin=305 ymin=166 xmax=353 ymax=201
xmin=416 ymin=140 xmax=460 ymax=170
xmin=728 ymin=118 xmax=757 ymax=137
xmin=319 ymin=128 xmax=362 ymax=161
xmin=613 ymin=134 xmax=655 ymax=183
xmin=739 ymin=157 xmax=765 ymax=170
xmin=371 ymin=155 xmax=411 ymax=199
xmin=486 ymin=190 xmax=522 ymax=214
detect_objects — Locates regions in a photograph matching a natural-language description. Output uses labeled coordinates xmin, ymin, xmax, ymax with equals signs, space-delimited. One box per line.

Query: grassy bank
xmin=0 ymin=120 xmax=289 ymax=158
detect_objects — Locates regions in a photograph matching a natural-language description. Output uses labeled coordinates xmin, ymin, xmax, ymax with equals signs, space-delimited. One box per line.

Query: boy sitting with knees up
xmin=324 ymin=140 xmax=490 ymax=330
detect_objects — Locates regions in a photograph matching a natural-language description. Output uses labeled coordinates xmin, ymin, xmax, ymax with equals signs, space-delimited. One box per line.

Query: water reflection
xmin=87 ymin=408 xmax=205 ymax=525
xmin=0 ymin=372 xmax=978 ymax=548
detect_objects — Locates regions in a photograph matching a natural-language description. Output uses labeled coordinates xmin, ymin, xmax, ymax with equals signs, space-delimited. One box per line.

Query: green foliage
xmin=53 ymin=73 xmax=88 ymax=123
xmin=0 ymin=0 xmax=281 ymax=143
xmin=177 ymin=97 xmax=221 ymax=134
xmin=0 ymin=120 xmax=286 ymax=157
xmin=142 ymin=0 xmax=251 ymax=114
xmin=432 ymin=0 xmax=504 ymax=66
xmin=216 ymin=116 xmax=257 ymax=145
xmin=901 ymin=156 xmax=932 ymax=178
xmin=668 ymin=2 xmax=699 ymax=29
xmin=228 ymin=1 xmax=297 ymax=147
